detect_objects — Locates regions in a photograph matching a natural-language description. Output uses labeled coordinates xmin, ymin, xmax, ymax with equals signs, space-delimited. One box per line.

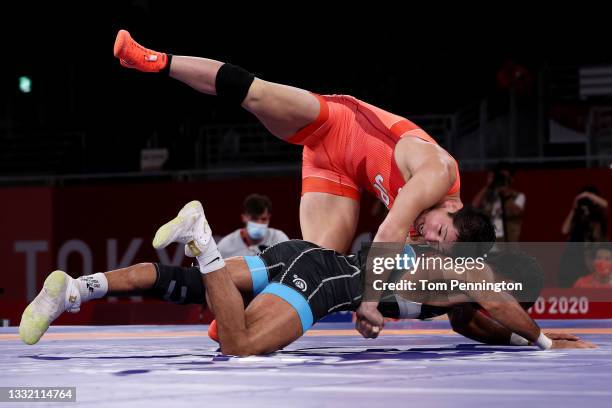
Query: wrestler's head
xmin=487 ymin=250 xmax=545 ymax=309
xmin=414 ymin=204 xmax=495 ymax=255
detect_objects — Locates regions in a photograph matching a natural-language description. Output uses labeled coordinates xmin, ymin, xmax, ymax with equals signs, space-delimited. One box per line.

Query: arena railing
xmin=3 ymin=64 xmax=612 ymax=183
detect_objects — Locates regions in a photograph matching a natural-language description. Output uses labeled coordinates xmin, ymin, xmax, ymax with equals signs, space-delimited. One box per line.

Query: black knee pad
xmin=215 ymin=63 xmax=255 ymax=105
xmin=151 ymin=264 xmax=205 ymax=305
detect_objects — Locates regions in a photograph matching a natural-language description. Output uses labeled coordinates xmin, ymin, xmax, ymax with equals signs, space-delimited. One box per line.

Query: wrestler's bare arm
xmin=448 ymin=303 xmax=592 ymax=347
xmin=374 ymin=138 xmax=455 ymax=243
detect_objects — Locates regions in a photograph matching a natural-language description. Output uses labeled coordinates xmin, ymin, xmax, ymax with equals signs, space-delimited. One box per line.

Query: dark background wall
xmin=2 ymin=3 xmax=610 ymax=173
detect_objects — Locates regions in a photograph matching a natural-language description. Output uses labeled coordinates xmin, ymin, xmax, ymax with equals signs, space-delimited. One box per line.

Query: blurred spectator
xmin=472 ymin=162 xmax=525 ymax=242
xmin=573 ymin=244 xmax=612 ymax=289
xmin=561 ymin=186 xmax=608 ymax=241
xmin=558 ymin=186 xmax=609 ymax=287
xmin=217 ymin=194 xmax=289 ymax=257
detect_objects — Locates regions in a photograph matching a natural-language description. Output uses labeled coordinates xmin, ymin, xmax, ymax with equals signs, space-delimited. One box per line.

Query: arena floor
xmin=1 ymin=320 xmax=612 ymax=407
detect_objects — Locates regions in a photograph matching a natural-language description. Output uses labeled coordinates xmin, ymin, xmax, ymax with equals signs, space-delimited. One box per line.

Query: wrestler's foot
xmin=19 ymin=271 xmax=82 ymax=345
xmin=113 ymin=29 xmax=169 ymax=72
xmin=152 ymin=200 xmax=212 ymax=257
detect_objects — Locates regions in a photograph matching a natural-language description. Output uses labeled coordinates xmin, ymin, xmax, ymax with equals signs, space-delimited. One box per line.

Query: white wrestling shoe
xmin=19 ymin=270 xmax=82 ymax=345
xmin=152 ymin=200 xmax=212 ymax=257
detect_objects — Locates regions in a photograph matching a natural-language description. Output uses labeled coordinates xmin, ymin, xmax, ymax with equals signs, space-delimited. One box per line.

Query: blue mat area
xmin=1 ymin=321 xmax=611 ymax=408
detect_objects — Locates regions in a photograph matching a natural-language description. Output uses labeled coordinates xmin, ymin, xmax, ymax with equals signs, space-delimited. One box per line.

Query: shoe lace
xmin=130 ymin=39 xmax=157 ymax=59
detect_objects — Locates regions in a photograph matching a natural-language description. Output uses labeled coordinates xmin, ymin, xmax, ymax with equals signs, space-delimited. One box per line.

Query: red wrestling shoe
xmin=113 ymin=29 xmax=168 ymax=72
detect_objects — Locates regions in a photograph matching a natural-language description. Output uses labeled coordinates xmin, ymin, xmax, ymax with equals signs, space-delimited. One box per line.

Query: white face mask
xmin=246 ymin=221 xmax=269 ymax=240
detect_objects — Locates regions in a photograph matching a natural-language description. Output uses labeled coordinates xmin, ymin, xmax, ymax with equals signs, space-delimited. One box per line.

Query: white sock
xmin=196 ymin=237 xmax=226 ymax=274
xmin=77 ymin=273 xmax=109 ymax=302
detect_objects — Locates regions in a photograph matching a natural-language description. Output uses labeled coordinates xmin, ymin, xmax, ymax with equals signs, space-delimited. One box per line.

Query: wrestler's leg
xmin=204 ymin=269 xmax=303 ymax=356
xmin=208 ymin=237 xmax=366 ymax=355
xmin=18 ymin=258 xmax=254 ymax=345
xmin=170 ymin=57 xmax=320 ymax=139
xmin=299 ymin=192 xmax=360 ymax=253
xmin=114 ymin=30 xmax=320 ymax=139
xmin=105 ymin=258 xmax=253 ymax=297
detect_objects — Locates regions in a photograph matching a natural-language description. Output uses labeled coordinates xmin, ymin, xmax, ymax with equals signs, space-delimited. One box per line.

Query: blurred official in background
xmin=218 ymin=194 xmax=289 ymax=257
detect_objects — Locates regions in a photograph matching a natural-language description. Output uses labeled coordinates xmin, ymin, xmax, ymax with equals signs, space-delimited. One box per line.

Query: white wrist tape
xmin=535 ymin=332 xmax=553 ymax=350
xmin=509 ymin=333 xmax=530 ymax=346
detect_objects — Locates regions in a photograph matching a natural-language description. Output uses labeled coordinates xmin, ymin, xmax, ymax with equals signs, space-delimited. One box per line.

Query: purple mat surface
xmin=1 ymin=321 xmax=611 ymax=408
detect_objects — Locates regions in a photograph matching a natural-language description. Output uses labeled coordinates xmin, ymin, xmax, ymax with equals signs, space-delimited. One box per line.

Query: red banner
xmin=528 ymin=288 xmax=612 ymax=319
xmin=2 ymin=168 xmax=612 ymax=325
xmin=1 ymin=187 xmax=53 ymax=302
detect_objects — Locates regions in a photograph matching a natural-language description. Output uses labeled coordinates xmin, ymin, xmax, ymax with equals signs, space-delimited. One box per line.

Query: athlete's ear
xmin=442 ymin=200 xmax=463 ymax=213
xmin=241 ymin=213 xmax=250 ymax=224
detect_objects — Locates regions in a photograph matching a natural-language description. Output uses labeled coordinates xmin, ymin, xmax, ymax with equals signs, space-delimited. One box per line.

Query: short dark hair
xmin=450 ymin=206 xmax=496 ymax=257
xmin=487 ymin=251 xmax=544 ymax=310
xmin=243 ymin=194 xmax=272 ymax=217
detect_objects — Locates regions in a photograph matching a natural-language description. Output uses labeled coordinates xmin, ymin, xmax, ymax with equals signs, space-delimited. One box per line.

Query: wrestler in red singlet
xmin=288 ymin=94 xmax=460 ymax=209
